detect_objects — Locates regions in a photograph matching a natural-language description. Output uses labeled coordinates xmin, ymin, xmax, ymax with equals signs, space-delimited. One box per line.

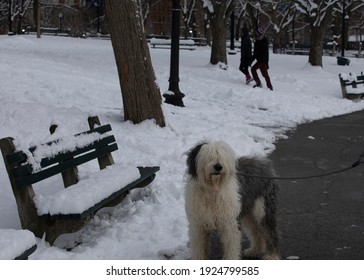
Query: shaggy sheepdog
xmin=185 ymin=141 xmax=280 ymax=260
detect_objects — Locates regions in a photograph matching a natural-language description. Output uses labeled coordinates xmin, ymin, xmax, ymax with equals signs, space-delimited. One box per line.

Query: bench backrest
xmin=339 ymin=73 xmax=364 ymax=87
xmin=5 ymin=124 xmax=117 ymax=188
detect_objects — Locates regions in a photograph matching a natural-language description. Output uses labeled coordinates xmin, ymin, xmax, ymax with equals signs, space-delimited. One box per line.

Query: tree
xmin=33 ymin=0 xmax=40 ymax=38
xmin=296 ymin=0 xmax=337 ymax=67
xmin=4 ymin=0 xmax=32 ymax=34
xmin=104 ymin=0 xmax=165 ymax=127
xmin=136 ymin=0 xmax=153 ymax=27
xmin=181 ymin=0 xmax=196 ymax=38
xmin=202 ymin=0 xmax=235 ymax=66
xmin=331 ymin=0 xmax=364 ymax=56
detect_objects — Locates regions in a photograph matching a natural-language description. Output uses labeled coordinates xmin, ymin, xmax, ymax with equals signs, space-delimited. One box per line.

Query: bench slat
xmin=38 ymin=166 xmax=160 ymax=220
xmin=29 ymin=124 xmax=112 ymax=153
xmin=38 ymin=135 xmax=116 ymax=168
xmin=5 ymin=150 xmax=27 ymax=166
xmin=5 ymin=125 xmax=113 ymax=166
xmin=14 ymin=143 xmax=118 ymax=188
xmin=14 ymin=244 xmax=37 ymax=260
xmin=12 ymin=136 xmax=117 ymax=179
xmin=356 ymin=75 xmax=364 ymax=81
xmin=342 ymin=81 xmax=364 ymax=86
xmin=74 ymin=124 xmax=112 ymax=137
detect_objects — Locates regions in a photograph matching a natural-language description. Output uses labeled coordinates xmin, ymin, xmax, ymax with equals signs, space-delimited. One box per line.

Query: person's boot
xmin=246 ymin=76 xmax=253 ymax=85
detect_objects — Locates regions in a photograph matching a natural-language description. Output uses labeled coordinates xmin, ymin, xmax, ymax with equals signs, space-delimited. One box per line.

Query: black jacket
xmin=252 ymin=36 xmax=269 ymax=64
xmin=240 ymin=30 xmax=252 ymax=60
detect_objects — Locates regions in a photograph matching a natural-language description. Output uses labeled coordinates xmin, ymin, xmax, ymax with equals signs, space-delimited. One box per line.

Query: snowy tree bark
xmin=210 ymin=6 xmax=227 ymax=65
xmin=296 ymin=0 xmax=335 ymax=67
xmin=104 ymin=0 xmax=165 ymax=127
xmin=309 ymin=25 xmax=325 ymax=66
xmin=205 ymin=0 xmax=235 ymax=66
xmin=181 ymin=0 xmax=196 ymax=39
xmin=33 ymin=0 xmax=40 ymax=38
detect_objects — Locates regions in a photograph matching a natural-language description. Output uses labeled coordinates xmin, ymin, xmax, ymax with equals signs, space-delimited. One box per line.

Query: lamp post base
xmin=163 ymin=91 xmax=185 ymax=107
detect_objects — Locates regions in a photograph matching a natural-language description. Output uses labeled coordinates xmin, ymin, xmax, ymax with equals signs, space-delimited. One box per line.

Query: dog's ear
xmin=186 ymin=143 xmax=205 ymax=178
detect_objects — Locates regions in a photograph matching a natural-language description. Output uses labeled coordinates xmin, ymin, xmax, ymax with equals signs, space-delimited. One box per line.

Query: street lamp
xmin=163 ymin=0 xmax=185 ymax=107
xmin=59 ymin=12 xmax=63 ymax=31
xmin=341 ymin=1 xmax=350 ymax=57
xmin=94 ymin=0 xmax=102 ymax=34
xmin=8 ymin=0 xmax=13 ymax=35
xmin=228 ymin=12 xmax=236 ymax=55
xmin=256 ymin=2 xmax=261 ymax=29
xmin=341 ymin=1 xmax=346 ymax=57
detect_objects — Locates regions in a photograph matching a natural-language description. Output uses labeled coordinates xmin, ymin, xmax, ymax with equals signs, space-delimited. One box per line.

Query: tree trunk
xmin=309 ymin=26 xmax=324 ymax=67
xmin=34 ymin=0 xmax=41 ymax=38
xmin=104 ymin=0 xmax=165 ymax=127
xmin=209 ymin=0 xmax=235 ymax=65
xmin=8 ymin=0 xmax=13 ymax=34
xmin=306 ymin=3 xmax=333 ymax=68
xmin=210 ymin=13 xmax=227 ymax=65
xmin=209 ymin=1 xmax=232 ymax=65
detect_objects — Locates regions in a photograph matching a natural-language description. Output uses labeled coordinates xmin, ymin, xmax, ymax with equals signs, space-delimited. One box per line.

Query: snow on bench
xmin=35 ymin=164 xmax=140 ymax=216
xmin=339 ymin=72 xmax=364 ymax=100
xmin=0 ymin=116 xmax=159 ymax=244
xmin=0 ymin=229 xmax=37 ymax=260
xmin=150 ymin=38 xmax=196 ymax=50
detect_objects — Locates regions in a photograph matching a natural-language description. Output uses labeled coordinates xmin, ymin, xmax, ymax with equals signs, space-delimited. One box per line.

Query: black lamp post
xmin=59 ymin=12 xmax=63 ymax=31
xmin=228 ymin=12 xmax=236 ymax=55
xmin=94 ymin=0 xmax=102 ymax=34
xmin=256 ymin=2 xmax=261 ymax=30
xmin=341 ymin=0 xmax=346 ymax=57
xmin=163 ymin=0 xmax=185 ymax=107
xmin=292 ymin=10 xmax=296 ymax=55
xmin=8 ymin=0 xmax=13 ymax=35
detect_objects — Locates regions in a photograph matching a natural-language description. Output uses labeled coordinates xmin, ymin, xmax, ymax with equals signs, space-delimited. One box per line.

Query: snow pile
xmin=0 ymin=229 xmax=36 ymax=260
xmin=0 ymin=35 xmax=363 ymax=259
xmin=25 ymin=132 xmax=108 ymax=171
xmin=34 ymin=164 xmax=140 ymax=215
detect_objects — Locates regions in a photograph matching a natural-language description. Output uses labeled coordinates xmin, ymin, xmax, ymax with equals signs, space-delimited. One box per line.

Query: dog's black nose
xmin=213 ymin=163 xmax=223 ymax=172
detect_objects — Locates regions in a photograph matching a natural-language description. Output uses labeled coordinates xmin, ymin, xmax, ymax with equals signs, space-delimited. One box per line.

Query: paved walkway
xmin=271 ymin=109 xmax=364 ymax=260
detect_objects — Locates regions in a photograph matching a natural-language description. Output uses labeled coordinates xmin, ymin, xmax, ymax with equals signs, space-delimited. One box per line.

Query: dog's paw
xmin=222 ymin=253 xmax=241 ymax=260
xmin=243 ymin=248 xmax=261 ymax=259
xmin=262 ymin=253 xmax=281 ymax=260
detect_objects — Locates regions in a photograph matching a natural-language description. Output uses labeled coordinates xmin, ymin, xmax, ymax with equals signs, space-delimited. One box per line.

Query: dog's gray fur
xmin=236 ymin=157 xmax=280 ymax=259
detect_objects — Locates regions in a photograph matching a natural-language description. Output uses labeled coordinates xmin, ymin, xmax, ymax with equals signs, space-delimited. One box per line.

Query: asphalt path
xmin=271 ymin=109 xmax=364 ymax=260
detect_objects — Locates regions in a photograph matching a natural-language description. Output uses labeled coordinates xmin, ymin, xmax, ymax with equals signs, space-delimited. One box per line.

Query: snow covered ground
xmin=1 ymin=35 xmax=364 ymax=260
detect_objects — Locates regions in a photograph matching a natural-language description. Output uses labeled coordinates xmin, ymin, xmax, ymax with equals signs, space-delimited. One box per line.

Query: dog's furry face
xmin=186 ymin=141 xmax=237 ymax=190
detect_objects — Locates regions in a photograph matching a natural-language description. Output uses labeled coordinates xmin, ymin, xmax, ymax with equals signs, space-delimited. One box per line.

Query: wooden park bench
xmin=150 ymin=38 xmax=196 ymax=50
xmin=339 ymin=72 xmax=364 ymax=100
xmin=40 ymin=27 xmax=70 ymax=37
xmin=0 ymin=229 xmax=37 ymax=260
xmin=285 ymin=49 xmax=310 ymax=55
xmin=0 ymin=116 xmax=159 ymax=245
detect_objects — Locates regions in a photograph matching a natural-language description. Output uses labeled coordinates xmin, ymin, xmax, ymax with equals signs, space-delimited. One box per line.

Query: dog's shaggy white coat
xmin=185 ymin=141 xmax=280 ymax=260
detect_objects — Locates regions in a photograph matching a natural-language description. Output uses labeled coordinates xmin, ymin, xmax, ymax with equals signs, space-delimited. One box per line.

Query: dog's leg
xmin=260 ymin=233 xmax=280 ymax=260
xmin=240 ymin=214 xmax=266 ymax=259
xmin=261 ymin=213 xmax=280 ymax=260
xmin=189 ymin=224 xmax=209 ymax=259
xmin=220 ymin=223 xmax=241 ymax=260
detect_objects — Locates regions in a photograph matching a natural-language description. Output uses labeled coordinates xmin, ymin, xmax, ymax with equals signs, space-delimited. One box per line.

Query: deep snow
xmin=0 ymin=35 xmax=364 ymax=259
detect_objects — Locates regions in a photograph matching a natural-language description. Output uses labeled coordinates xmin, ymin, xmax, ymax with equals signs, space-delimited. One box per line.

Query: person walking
xmin=251 ymin=27 xmax=273 ymax=90
xmin=239 ymin=25 xmax=253 ymax=84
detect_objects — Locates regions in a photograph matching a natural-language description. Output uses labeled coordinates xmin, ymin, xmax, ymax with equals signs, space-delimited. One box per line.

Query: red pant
xmin=251 ymin=62 xmax=273 ymax=90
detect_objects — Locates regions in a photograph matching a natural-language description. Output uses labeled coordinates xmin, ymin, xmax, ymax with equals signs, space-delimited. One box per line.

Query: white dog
xmin=185 ymin=141 xmax=280 ymax=260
